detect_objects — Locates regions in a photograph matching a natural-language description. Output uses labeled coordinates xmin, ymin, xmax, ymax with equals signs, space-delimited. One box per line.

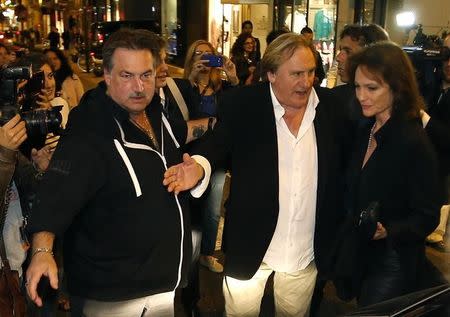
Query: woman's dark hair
xmin=348 ymin=41 xmax=424 ymax=120
xmin=231 ymin=33 xmax=255 ymax=59
xmin=12 ymin=52 xmax=46 ymax=73
xmin=44 ymin=47 xmax=74 ymax=91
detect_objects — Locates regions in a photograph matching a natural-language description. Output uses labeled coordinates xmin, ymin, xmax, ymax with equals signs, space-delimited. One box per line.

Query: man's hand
xmin=0 ymin=114 xmax=27 ymax=150
xmin=31 ymin=145 xmax=54 ymax=172
xmin=163 ymin=153 xmax=205 ymax=195
xmin=26 ymin=253 xmax=59 ymax=306
xmin=26 ymin=232 xmax=58 ymax=307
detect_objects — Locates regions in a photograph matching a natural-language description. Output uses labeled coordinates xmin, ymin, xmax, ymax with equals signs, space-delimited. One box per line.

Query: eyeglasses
xmin=194 ymin=50 xmax=213 ymax=56
xmin=244 ymin=41 xmax=254 ymax=45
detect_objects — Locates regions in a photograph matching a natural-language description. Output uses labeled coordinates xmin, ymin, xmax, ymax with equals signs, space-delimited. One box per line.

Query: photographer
xmin=15 ymin=53 xmax=69 ymax=158
xmin=15 ymin=53 xmax=70 ymax=127
xmin=0 ymin=114 xmax=52 ymax=317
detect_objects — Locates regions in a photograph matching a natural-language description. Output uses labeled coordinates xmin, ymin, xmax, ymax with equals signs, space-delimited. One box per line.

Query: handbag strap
xmin=166 ymin=77 xmax=190 ymax=121
xmin=0 ymin=184 xmax=12 ymax=270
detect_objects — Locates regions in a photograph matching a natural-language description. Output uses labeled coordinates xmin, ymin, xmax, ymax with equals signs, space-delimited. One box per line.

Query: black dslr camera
xmin=0 ymin=64 xmax=62 ymax=149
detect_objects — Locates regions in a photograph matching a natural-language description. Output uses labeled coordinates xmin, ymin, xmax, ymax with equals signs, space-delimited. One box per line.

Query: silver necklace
xmin=366 ymin=122 xmax=377 ymax=152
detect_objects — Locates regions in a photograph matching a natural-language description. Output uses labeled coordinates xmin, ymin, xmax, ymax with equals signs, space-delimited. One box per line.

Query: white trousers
xmin=223 ymin=261 xmax=317 ymax=317
xmin=78 ymin=291 xmax=175 ymax=317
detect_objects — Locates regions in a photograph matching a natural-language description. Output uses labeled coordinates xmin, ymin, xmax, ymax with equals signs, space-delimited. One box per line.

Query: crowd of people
xmin=0 ymin=19 xmax=449 ymax=317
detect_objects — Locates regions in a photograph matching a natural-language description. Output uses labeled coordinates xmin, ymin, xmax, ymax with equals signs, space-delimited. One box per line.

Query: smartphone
xmin=202 ymin=54 xmax=223 ymax=67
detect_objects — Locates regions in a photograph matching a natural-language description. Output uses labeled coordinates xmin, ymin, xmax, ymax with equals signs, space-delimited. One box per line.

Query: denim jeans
xmin=201 ymin=169 xmax=226 ymax=255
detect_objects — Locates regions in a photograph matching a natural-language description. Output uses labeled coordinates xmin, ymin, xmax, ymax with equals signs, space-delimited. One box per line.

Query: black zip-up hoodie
xmin=28 ymin=82 xmax=191 ymax=301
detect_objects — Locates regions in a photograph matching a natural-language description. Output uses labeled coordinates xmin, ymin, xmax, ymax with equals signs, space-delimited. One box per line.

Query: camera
xmin=0 ymin=65 xmax=63 ymax=149
xmin=201 ymin=54 xmax=223 ymax=67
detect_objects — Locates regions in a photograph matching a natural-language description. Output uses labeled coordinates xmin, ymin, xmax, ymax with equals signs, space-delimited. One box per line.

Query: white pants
xmin=75 ymin=291 xmax=175 ymax=317
xmin=223 ymin=262 xmax=317 ymax=317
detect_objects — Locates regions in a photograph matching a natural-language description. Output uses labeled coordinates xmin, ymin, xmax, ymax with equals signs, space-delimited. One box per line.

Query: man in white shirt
xmin=165 ymin=33 xmax=350 ymax=317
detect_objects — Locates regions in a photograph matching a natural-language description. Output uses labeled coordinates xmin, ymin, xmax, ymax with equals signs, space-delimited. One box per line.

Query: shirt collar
xmin=269 ymin=83 xmax=319 ymax=122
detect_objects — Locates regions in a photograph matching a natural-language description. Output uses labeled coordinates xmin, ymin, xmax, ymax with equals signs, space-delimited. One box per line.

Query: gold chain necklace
xmin=130 ymin=114 xmax=160 ymax=151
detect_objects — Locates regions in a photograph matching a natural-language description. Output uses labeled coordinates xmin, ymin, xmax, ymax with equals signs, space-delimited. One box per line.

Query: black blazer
xmin=205 ymin=82 xmax=350 ymax=279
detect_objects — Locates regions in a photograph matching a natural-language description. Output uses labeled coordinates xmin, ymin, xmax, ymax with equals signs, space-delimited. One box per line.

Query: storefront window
xmin=284 ymin=0 xmax=307 ymax=34
xmin=363 ymin=0 xmax=375 ymax=24
xmin=308 ymin=0 xmax=337 ymax=74
xmin=274 ymin=0 xmax=337 ymax=77
xmin=161 ymin=0 xmax=178 ymax=57
xmin=214 ymin=1 xmax=271 ymax=58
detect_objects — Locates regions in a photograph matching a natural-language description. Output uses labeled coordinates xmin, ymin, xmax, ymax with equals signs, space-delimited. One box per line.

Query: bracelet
xmin=32 ymin=248 xmax=54 ymax=257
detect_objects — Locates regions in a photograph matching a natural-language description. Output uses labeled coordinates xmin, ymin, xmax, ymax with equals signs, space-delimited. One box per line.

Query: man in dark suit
xmin=332 ymin=24 xmax=389 ymax=130
xmin=164 ymin=33 xmax=349 ymax=316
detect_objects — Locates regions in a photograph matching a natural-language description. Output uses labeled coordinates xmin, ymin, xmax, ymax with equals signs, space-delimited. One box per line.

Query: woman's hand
xmin=189 ymin=59 xmax=209 ymax=83
xmin=0 ymin=114 xmax=27 ymax=151
xmin=36 ymin=89 xmax=52 ymax=109
xmin=220 ymin=57 xmax=239 ymax=85
xmin=372 ymin=222 xmax=387 ymax=240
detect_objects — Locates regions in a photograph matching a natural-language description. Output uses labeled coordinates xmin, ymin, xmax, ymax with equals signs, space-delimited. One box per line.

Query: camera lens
xmin=22 ymin=107 xmax=62 ymax=136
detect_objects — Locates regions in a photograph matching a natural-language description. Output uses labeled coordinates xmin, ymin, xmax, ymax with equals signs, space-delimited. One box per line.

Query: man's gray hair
xmin=261 ymin=33 xmax=315 ymax=77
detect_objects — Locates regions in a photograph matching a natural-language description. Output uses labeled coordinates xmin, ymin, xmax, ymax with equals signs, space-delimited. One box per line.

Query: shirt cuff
xmin=190 ymin=155 xmax=211 ymax=198
xmin=421 ymin=110 xmax=431 ymax=128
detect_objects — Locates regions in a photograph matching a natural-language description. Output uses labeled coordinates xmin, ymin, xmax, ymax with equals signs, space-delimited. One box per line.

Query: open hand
xmin=163 ymin=153 xmax=204 ymax=195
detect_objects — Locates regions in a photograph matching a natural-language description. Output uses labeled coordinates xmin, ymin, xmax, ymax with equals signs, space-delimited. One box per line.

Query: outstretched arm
xmin=163 ymin=153 xmax=206 ymax=195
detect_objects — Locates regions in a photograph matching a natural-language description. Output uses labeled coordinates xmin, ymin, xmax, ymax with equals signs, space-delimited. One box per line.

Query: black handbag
xmin=358 ymin=201 xmax=380 ymax=240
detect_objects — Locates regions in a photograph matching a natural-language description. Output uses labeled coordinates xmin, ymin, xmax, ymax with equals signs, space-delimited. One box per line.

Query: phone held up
xmin=201 ymin=54 xmax=223 ymax=67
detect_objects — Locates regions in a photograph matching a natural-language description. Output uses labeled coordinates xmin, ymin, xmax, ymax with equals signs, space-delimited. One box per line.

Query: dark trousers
xmin=358 ymin=247 xmax=406 ymax=307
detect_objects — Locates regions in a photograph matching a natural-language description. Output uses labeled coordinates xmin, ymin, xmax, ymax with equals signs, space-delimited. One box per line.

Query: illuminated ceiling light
xmin=396 ymin=11 xmax=415 ymax=27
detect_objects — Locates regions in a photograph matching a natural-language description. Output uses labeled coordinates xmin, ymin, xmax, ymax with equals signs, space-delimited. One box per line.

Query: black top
xmin=345 ymin=116 xmax=440 ymax=283
xmin=163 ymin=78 xmax=235 ymax=120
xmin=28 ymin=82 xmax=192 ymax=301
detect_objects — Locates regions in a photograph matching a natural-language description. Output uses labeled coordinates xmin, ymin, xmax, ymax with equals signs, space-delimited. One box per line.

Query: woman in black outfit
xmin=231 ymin=33 xmax=257 ymax=85
xmin=183 ymin=40 xmax=238 ymax=273
xmin=343 ymin=42 xmax=441 ymax=307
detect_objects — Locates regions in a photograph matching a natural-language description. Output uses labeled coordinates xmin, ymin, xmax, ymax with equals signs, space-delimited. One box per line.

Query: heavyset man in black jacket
xmin=25 ymin=29 xmax=210 ymax=317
